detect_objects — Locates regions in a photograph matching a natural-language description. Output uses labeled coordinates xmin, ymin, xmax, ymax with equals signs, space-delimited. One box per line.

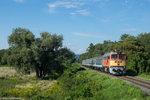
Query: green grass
xmin=36 ymin=64 xmax=149 ymax=100
xmin=136 ymin=73 xmax=150 ymax=81
xmin=0 ymin=78 xmax=27 ymax=97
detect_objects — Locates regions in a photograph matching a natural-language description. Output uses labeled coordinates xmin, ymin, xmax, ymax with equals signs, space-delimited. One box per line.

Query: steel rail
xmin=123 ymin=76 xmax=150 ymax=85
xmin=120 ymin=76 xmax=150 ymax=89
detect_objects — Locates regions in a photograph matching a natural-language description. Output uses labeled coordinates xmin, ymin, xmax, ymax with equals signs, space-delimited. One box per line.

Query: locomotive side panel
xmin=103 ymin=55 xmax=110 ymax=67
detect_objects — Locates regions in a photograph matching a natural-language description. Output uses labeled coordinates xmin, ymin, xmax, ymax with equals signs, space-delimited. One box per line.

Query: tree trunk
xmin=35 ymin=66 xmax=40 ymax=78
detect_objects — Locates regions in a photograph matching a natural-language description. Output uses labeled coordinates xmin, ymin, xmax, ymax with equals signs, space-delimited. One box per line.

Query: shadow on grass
xmin=42 ymin=75 xmax=60 ymax=80
xmin=126 ymin=69 xmax=137 ymax=76
xmin=0 ymin=65 xmax=9 ymax=67
xmin=0 ymin=77 xmax=6 ymax=80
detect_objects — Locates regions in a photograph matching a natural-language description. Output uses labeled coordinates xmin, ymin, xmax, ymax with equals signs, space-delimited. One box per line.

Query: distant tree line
xmin=0 ymin=28 xmax=75 ymax=79
xmin=79 ymin=33 xmax=150 ymax=74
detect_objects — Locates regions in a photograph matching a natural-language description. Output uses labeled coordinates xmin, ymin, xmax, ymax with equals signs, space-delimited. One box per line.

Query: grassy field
xmin=0 ymin=66 xmax=56 ymax=99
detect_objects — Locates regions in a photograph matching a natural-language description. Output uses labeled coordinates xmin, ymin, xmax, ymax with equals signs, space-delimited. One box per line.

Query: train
xmin=82 ymin=50 xmax=126 ymax=75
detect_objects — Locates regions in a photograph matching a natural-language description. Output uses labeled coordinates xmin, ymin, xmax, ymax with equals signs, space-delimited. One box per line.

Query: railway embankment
xmin=82 ymin=65 xmax=150 ymax=96
xmin=36 ymin=64 xmax=149 ymax=100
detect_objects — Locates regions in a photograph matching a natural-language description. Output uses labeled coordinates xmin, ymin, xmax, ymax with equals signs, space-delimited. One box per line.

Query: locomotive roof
xmin=83 ymin=50 xmax=125 ymax=61
xmin=103 ymin=51 xmax=125 ymax=57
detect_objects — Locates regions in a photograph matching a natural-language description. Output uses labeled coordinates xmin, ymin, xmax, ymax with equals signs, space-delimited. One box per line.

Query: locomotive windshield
xmin=119 ymin=54 xmax=125 ymax=59
xmin=111 ymin=54 xmax=117 ymax=59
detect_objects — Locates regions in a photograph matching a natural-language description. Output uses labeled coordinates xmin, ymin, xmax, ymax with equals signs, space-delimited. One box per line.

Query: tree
xmin=8 ymin=28 xmax=35 ymax=74
xmin=33 ymin=32 xmax=63 ymax=78
xmin=87 ymin=43 xmax=95 ymax=53
xmin=111 ymin=41 xmax=144 ymax=56
xmin=93 ymin=43 xmax=104 ymax=56
xmin=0 ymin=49 xmax=8 ymax=65
xmin=56 ymin=47 xmax=75 ymax=68
xmin=127 ymin=52 xmax=150 ymax=73
xmin=120 ymin=34 xmax=136 ymax=42
xmin=137 ymin=33 xmax=150 ymax=55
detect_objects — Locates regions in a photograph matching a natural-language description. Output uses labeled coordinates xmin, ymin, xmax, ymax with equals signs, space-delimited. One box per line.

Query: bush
xmin=5 ymin=86 xmax=41 ymax=98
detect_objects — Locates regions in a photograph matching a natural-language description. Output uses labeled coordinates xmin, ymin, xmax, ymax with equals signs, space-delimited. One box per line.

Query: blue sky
xmin=0 ymin=0 xmax=150 ymax=54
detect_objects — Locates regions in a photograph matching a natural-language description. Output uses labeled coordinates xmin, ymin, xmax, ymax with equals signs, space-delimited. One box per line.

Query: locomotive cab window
xmin=119 ymin=54 xmax=125 ymax=59
xmin=111 ymin=54 xmax=117 ymax=59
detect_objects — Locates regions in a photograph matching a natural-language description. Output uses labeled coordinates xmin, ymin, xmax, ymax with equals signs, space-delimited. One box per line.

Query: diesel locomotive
xmin=82 ymin=50 xmax=126 ymax=75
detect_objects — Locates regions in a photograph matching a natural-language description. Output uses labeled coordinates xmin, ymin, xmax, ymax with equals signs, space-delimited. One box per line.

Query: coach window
xmin=111 ymin=54 xmax=117 ymax=59
xmin=104 ymin=57 xmax=106 ymax=60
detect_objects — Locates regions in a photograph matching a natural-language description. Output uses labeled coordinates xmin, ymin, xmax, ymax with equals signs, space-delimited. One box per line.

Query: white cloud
xmin=49 ymin=4 xmax=56 ymax=8
xmin=13 ymin=0 xmax=24 ymax=3
xmin=76 ymin=9 xmax=90 ymax=16
xmin=120 ymin=28 xmax=137 ymax=32
xmin=48 ymin=1 xmax=84 ymax=14
xmin=70 ymin=12 xmax=76 ymax=15
xmin=73 ymin=32 xmax=110 ymax=39
xmin=76 ymin=48 xmax=85 ymax=54
xmin=63 ymin=42 xmax=86 ymax=54
xmin=64 ymin=42 xmax=72 ymax=47
xmin=48 ymin=1 xmax=82 ymax=9
xmin=48 ymin=0 xmax=106 ymax=15
xmin=70 ymin=9 xmax=90 ymax=16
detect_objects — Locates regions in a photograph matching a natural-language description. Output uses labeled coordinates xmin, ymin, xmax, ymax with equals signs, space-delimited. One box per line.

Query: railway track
xmin=120 ymin=76 xmax=150 ymax=89
xmin=119 ymin=76 xmax=150 ymax=95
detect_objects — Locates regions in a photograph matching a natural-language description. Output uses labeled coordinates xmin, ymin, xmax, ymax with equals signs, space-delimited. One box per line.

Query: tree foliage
xmin=33 ymin=32 xmax=64 ymax=78
xmin=79 ymin=33 xmax=150 ymax=74
xmin=7 ymin=28 xmax=75 ymax=78
xmin=127 ymin=52 xmax=150 ymax=73
xmin=8 ymin=28 xmax=35 ymax=74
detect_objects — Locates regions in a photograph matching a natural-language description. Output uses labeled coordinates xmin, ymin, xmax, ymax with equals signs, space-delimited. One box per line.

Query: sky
xmin=0 ymin=0 xmax=150 ymax=54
